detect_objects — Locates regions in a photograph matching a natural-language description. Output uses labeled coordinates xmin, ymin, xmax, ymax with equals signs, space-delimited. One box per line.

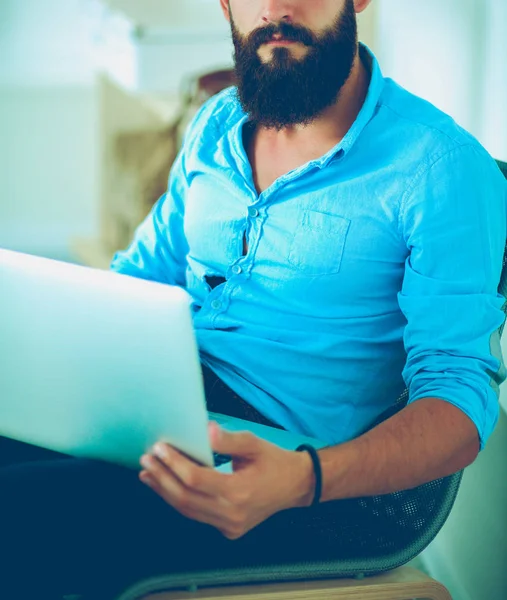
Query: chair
xmin=115 ymin=160 xmax=507 ymax=600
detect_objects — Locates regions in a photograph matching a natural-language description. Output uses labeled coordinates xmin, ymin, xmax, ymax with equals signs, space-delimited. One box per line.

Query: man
xmin=1 ymin=1 xmax=505 ymax=598
xmin=111 ymin=0 xmax=506 ymax=533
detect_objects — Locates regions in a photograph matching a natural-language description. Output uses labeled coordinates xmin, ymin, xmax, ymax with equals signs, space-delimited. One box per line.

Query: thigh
xmin=0 ymin=456 xmax=226 ymax=599
xmin=0 ymin=435 xmax=71 ymax=469
xmin=0 ymin=446 xmax=330 ymax=600
xmin=0 ymin=370 xmax=291 ymax=599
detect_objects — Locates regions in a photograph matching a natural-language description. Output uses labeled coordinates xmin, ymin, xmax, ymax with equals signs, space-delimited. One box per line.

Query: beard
xmin=230 ymin=0 xmax=358 ymax=130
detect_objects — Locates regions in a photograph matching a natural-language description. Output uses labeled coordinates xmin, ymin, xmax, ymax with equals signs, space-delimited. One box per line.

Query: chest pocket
xmin=288 ymin=210 xmax=351 ymax=276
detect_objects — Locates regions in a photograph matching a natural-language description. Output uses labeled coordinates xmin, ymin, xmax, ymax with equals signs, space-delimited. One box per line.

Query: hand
xmin=139 ymin=422 xmax=315 ymax=540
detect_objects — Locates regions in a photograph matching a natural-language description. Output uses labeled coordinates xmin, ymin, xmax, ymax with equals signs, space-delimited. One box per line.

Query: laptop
xmin=0 ymin=249 xmax=326 ymax=473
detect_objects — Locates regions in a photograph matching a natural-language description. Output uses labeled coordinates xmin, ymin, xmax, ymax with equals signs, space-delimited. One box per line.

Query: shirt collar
xmin=318 ymin=43 xmax=385 ymax=166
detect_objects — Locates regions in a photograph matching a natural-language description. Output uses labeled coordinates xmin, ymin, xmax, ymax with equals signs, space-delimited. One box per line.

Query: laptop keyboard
xmin=213 ymin=452 xmax=232 ymax=467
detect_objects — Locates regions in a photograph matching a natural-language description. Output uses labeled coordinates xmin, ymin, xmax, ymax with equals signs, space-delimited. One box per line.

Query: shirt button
xmin=231 ymin=265 xmax=242 ymax=275
xmin=211 ymin=300 xmax=222 ymax=310
xmin=248 ymin=207 xmax=259 ymax=218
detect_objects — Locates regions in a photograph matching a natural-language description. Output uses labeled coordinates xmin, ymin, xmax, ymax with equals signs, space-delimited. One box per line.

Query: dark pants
xmin=0 ymin=366 xmax=313 ymax=600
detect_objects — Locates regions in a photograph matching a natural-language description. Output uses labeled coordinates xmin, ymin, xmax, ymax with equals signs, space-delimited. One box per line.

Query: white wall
xmin=103 ymin=0 xmax=227 ymax=29
xmin=0 ymin=86 xmax=98 ymax=260
xmin=375 ymin=2 xmax=507 ymax=599
xmin=475 ymin=0 xmax=507 ymax=161
xmin=0 ymin=0 xmax=97 ymax=86
xmin=0 ymin=0 xmax=99 ymax=260
xmin=133 ymin=29 xmax=233 ymax=94
xmin=375 ymin=0 xmax=507 ymax=160
xmin=97 ymin=0 xmax=233 ymax=94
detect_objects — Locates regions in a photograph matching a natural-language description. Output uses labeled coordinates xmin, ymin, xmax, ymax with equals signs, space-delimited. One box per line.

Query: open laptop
xmin=0 ymin=249 xmax=326 ymax=473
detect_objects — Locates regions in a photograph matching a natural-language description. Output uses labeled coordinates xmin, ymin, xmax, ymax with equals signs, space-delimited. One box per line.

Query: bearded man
xmin=1 ymin=2 xmax=506 ymax=599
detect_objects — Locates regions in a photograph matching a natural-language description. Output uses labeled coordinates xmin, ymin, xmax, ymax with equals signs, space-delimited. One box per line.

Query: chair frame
xmin=130 ymin=567 xmax=452 ymax=600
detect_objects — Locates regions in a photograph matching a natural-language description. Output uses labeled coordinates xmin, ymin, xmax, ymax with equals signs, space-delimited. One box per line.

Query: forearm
xmin=300 ymin=397 xmax=480 ymax=505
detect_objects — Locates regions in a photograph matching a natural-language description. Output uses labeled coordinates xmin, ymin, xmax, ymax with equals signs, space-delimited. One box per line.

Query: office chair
xmin=114 ymin=160 xmax=507 ymax=600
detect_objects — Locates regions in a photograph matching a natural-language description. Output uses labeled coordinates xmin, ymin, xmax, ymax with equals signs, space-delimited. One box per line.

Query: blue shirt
xmin=110 ymin=45 xmax=507 ymax=450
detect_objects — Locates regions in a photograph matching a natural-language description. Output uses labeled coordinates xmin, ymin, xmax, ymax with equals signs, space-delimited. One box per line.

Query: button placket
xmin=240 ymin=203 xmax=262 ymax=270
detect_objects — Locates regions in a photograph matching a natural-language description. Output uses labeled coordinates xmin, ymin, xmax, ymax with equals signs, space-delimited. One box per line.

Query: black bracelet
xmin=296 ymin=444 xmax=322 ymax=506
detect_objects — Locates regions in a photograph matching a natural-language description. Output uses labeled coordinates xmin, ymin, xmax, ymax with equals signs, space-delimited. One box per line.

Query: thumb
xmin=209 ymin=421 xmax=260 ymax=457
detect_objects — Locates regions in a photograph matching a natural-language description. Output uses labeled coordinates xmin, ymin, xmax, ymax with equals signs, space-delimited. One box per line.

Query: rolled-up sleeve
xmin=398 ymin=144 xmax=507 ymax=450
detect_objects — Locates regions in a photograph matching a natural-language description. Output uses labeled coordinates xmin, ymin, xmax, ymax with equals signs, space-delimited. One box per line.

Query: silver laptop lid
xmin=0 ymin=249 xmax=213 ymax=469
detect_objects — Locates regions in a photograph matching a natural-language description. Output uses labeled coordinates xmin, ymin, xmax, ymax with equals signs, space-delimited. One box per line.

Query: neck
xmin=257 ymin=49 xmax=370 ymax=148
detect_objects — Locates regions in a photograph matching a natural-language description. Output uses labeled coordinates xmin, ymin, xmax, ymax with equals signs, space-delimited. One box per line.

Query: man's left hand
xmin=139 ymin=422 xmax=314 ymax=540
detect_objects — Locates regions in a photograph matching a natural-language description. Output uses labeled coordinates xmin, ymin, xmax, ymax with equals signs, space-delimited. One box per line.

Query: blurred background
xmin=0 ymin=1 xmax=505 ymax=599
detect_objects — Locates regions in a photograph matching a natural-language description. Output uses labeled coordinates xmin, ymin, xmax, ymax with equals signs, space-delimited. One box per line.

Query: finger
xmin=151 ymin=443 xmax=232 ymax=494
xmin=139 ymin=459 xmax=234 ymax=527
xmin=208 ymin=424 xmax=261 ymax=457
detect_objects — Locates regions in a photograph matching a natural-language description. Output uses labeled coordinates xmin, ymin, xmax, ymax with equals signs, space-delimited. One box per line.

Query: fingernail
xmin=154 ymin=443 xmax=170 ymax=460
xmin=140 ymin=454 xmax=152 ymax=468
xmin=210 ymin=421 xmax=221 ymax=439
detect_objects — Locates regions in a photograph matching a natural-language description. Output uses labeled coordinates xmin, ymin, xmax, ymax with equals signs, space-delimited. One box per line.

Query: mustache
xmin=247 ymin=22 xmax=317 ymax=49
